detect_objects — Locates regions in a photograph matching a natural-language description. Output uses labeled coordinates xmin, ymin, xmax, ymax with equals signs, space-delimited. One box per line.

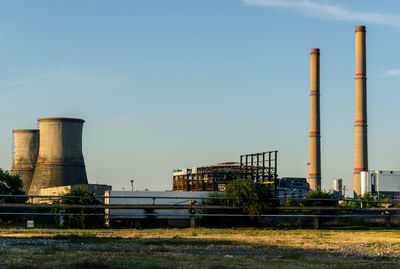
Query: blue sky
xmin=1 ymin=0 xmax=400 ymax=194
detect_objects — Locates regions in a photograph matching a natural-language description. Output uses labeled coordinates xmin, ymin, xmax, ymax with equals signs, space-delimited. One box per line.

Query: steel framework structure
xmin=173 ymin=151 xmax=278 ymax=192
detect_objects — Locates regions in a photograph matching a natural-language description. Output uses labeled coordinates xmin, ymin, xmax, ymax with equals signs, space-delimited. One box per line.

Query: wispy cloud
xmin=384 ymin=69 xmax=400 ymax=76
xmin=244 ymin=0 xmax=400 ymax=27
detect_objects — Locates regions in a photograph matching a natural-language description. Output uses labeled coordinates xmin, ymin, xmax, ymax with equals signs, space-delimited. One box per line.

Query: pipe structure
xmin=308 ymin=48 xmax=321 ymax=190
xmin=29 ymin=118 xmax=88 ymax=196
xmin=353 ymin=25 xmax=368 ymax=198
xmin=11 ymin=129 xmax=39 ymax=193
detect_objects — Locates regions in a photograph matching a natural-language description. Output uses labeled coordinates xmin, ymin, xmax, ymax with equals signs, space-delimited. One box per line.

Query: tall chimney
xmin=308 ymin=48 xmax=321 ymax=190
xmin=354 ymin=25 xmax=368 ymax=198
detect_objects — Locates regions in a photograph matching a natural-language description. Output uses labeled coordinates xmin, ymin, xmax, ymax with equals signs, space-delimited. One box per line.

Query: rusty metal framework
xmin=173 ymin=151 xmax=278 ymax=192
xmin=240 ymin=151 xmax=278 ymax=183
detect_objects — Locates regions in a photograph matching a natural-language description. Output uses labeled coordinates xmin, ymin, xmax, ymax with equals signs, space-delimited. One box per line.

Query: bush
xmin=0 ymin=168 xmax=27 ymax=226
xmin=341 ymin=193 xmax=386 ymax=208
xmin=200 ymin=192 xmax=235 ymax=227
xmin=53 ymin=186 xmax=104 ymax=228
xmin=302 ymin=189 xmax=338 ymax=207
xmin=0 ymin=168 xmax=27 ymax=203
xmin=225 ymin=179 xmax=278 ymax=215
xmin=285 ymin=199 xmax=300 ymax=207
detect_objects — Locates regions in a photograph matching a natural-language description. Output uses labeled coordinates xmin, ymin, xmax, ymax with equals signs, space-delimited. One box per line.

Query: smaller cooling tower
xmin=29 ymin=118 xmax=88 ymax=196
xmin=11 ymin=129 xmax=39 ymax=193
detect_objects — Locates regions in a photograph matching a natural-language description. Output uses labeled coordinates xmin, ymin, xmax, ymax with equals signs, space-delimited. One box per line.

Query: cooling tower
xmin=11 ymin=129 xmax=39 ymax=193
xmin=308 ymin=48 xmax=321 ymax=190
xmin=353 ymin=26 xmax=368 ymax=198
xmin=28 ymin=117 xmax=88 ymax=196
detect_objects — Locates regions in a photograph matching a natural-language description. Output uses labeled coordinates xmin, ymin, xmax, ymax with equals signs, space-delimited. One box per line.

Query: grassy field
xmin=0 ymin=228 xmax=400 ymax=268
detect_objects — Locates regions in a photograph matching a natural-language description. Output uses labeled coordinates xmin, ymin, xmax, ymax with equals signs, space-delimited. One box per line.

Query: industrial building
xmin=333 ymin=178 xmax=343 ymax=199
xmin=173 ymin=151 xmax=278 ymax=192
xmin=38 ymin=184 xmax=111 ymax=203
xmin=360 ymin=170 xmax=400 ymax=199
xmin=277 ymin=177 xmax=310 ymax=199
xmin=104 ymin=190 xmax=209 ymax=227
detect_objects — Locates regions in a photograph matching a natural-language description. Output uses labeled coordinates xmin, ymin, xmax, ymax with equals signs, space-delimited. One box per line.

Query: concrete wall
xmin=29 ymin=118 xmax=88 ymax=196
xmin=11 ymin=129 xmax=39 ymax=193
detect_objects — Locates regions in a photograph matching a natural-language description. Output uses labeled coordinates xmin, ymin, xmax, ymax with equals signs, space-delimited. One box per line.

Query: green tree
xmin=0 ymin=168 xmax=27 ymax=203
xmin=302 ymin=189 xmax=338 ymax=207
xmin=225 ymin=179 xmax=277 ymax=216
xmin=54 ymin=186 xmax=103 ymax=228
xmin=341 ymin=193 xmax=385 ymax=208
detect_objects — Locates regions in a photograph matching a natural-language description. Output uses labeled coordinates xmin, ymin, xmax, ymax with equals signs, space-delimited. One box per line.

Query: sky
xmin=1 ymin=0 xmax=400 ymax=195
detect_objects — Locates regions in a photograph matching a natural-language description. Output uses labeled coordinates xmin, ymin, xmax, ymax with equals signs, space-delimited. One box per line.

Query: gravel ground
xmin=1 ymin=237 xmax=399 ymax=261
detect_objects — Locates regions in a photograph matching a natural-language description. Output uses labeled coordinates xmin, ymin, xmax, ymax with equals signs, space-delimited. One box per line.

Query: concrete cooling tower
xmin=11 ymin=129 xmax=39 ymax=193
xmin=28 ymin=117 xmax=88 ymax=195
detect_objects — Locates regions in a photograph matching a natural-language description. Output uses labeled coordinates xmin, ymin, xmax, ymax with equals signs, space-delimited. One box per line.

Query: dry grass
xmin=1 ymin=228 xmax=400 ymax=268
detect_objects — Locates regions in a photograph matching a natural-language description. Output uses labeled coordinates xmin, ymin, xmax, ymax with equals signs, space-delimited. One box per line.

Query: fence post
xmin=313 ymin=216 xmax=319 ymax=229
xmin=189 ymin=200 xmax=196 ymax=228
xmin=384 ymin=213 xmax=391 ymax=229
xmin=313 ymin=209 xmax=320 ymax=229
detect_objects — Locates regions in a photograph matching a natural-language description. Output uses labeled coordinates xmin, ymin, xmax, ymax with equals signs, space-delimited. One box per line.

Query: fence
xmin=0 ymin=194 xmax=399 ymax=229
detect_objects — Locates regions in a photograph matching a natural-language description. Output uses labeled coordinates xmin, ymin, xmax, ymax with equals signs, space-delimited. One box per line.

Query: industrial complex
xmin=8 ymin=26 xmax=400 ymax=204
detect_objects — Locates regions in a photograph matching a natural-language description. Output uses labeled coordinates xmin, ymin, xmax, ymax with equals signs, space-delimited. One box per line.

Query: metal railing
xmin=0 ymin=194 xmax=399 ymax=229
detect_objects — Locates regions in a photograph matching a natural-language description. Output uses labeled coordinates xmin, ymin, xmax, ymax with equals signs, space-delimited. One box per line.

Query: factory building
xmin=277 ymin=177 xmax=310 ymax=200
xmin=105 ymin=191 xmax=209 ymax=227
xmin=173 ymin=164 xmax=246 ymax=192
xmin=173 ymin=151 xmax=278 ymax=192
xmin=38 ymin=184 xmax=111 ymax=203
xmin=333 ymin=178 xmax=343 ymax=199
xmin=360 ymin=170 xmax=400 ymax=199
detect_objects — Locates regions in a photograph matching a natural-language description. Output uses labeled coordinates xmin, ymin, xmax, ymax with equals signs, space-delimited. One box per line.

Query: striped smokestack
xmin=354 ymin=25 xmax=368 ymax=198
xmin=308 ymin=48 xmax=321 ymax=190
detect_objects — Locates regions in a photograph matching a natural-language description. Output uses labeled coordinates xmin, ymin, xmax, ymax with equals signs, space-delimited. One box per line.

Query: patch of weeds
xmin=54 ymin=234 xmax=83 ymax=240
xmin=191 ymin=231 xmax=197 ymax=237
xmin=172 ymin=235 xmax=181 ymax=239
xmin=71 ymin=260 xmax=113 ymax=269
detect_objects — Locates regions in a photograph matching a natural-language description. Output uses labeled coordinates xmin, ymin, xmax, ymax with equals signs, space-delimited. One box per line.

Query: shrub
xmin=341 ymin=193 xmax=386 ymax=208
xmin=302 ymin=189 xmax=338 ymax=207
xmin=225 ymin=179 xmax=278 ymax=215
xmin=0 ymin=168 xmax=27 ymax=203
xmin=53 ymin=186 xmax=104 ymax=228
